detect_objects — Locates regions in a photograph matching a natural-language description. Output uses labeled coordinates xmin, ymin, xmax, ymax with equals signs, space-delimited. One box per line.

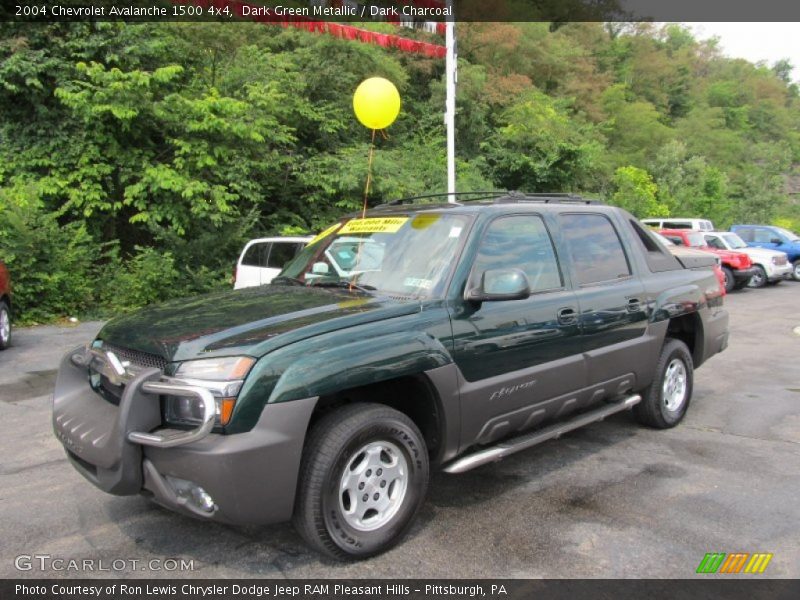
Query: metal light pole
xmin=445 ymin=0 xmax=456 ymax=202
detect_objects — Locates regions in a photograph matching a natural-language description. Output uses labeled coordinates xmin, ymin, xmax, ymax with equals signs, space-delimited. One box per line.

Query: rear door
xmin=558 ymin=213 xmax=649 ymax=391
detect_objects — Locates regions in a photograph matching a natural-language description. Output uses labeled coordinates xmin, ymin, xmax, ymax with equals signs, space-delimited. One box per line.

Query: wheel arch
xmin=305 ymin=371 xmax=452 ymax=466
xmin=666 ymin=312 xmax=705 ymax=367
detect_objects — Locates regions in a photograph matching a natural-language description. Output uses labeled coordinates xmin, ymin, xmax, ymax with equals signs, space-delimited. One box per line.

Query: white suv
xmin=703 ymin=231 xmax=792 ymax=287
xmin=233 ymin=236 xmax=313 ymax=289
xmin=642 ymin=217 xmax=714 ymax=231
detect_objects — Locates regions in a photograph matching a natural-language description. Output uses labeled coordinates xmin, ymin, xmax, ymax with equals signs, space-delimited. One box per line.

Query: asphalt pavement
xmin=0 ymin=284 xmax=798 ymax=578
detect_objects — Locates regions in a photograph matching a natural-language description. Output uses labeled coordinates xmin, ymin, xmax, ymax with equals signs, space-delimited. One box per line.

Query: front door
xmin=449 ymin=214 xmax=586 ymax=447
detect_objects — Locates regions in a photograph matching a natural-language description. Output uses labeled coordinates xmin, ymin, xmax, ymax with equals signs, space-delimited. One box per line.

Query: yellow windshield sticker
xmin=339 ymin=217 xmax=409 ymax=234
xmin=306 ymin=222 xmax=342 ymax=246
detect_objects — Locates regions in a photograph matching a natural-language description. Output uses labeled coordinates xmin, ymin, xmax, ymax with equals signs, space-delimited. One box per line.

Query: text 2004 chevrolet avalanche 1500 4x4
xmin=53 ymin=193 xmax=729 ymax=559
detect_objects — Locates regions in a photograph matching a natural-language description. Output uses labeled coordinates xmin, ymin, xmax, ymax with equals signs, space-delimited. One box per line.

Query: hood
xmin=98 ymin=284 xmax=421 ymax=362
xmin=707 ymin=248 xmax=750 ymax=262
xmin=739 ymin=247 xmax=788 ymax=260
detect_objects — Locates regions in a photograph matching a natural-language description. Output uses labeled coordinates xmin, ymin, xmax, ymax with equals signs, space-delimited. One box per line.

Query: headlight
xmin=163 ymin=356 xmax=255 ymax=428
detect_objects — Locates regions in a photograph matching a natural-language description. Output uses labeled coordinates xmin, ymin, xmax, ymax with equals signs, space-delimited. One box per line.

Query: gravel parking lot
xmin=1 ymin=284 xmax=798 ymax=579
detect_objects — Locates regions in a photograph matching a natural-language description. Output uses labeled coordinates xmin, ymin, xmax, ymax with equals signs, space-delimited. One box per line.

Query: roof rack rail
xmin=494 ymin=191 xmax=603 ymax=205
xmin=375 ymin=191 xmax=507 ymax=207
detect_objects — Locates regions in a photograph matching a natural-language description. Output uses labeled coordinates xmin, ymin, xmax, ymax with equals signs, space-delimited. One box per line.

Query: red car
xmin=0 ymin=260 xmax=10 ymax=349
xmin=659 ymin=229 xmax=755 ymax=292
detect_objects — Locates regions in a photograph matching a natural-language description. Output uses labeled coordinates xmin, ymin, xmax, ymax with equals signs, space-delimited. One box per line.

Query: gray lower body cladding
xmin=52 ymin=346 xmax=317 ymax=526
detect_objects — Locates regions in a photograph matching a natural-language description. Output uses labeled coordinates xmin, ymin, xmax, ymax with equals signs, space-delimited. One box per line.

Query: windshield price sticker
xmin=306 ymin=222 xmax=342 ymax=246
xmin=339 ymin=217 xmax=409 ymax=234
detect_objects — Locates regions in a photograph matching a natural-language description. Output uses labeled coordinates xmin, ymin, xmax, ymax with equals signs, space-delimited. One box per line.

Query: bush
xmin=0 ymin=203 xmax=99 ymax=324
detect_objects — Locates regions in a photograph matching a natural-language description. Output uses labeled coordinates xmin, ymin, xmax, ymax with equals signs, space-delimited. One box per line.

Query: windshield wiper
xmin=271 ymin=276 xmax=305 ymax=287
xmin=307 ymin=279 xmax=377 ymax=294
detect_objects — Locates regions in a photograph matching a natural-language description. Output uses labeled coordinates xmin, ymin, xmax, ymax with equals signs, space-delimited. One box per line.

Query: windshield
xmin=683 ymin=232 xmax=707 ymax=248
xmin=277 ymin=213 xmax=471 ymax=299
xmin=721 ymin=233 xmax=748 ymax=249
xmin=775 ymin=227 xmax=800 ymax=242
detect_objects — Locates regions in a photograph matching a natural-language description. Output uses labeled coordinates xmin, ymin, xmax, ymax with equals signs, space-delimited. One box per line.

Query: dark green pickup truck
xmin=53 ymin=193 xmax=729 ymax=559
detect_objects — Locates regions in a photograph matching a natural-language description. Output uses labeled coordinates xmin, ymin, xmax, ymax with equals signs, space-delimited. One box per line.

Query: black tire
xmin=634 ymin=338 xmax=694 ymax=429
xmin=0 ymin=300 xmax=10 ymax=350
xmin=746 ymin=265 xmax=767 ymax=288
xmin=293 ymin=403 xmax=429 ymax=560
xmin=721 ymin=266 xmax=735 ymax=293
xmin=793 ymin=260 xmax=800 ymax=282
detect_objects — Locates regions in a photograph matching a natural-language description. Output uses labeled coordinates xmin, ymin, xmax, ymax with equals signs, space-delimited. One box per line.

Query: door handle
xmin=557 ymin=307 xmax=577 ymax=325
xmin=626 ymin=298 xmax=642 ymax=312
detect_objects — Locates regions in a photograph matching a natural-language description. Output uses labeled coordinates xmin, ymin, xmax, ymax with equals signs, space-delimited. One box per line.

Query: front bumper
xmin=53 ymin=346 xmax=317 ymax=526
xmin=732 ymin=267 xmax=756 ymax=282
xmin=766 ymin=262 xmax=793 ymax=281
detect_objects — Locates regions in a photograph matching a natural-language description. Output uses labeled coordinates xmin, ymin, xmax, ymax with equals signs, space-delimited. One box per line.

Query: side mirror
xmin=311 ymin=262 xmax=330 ymax=275
xmin=466 ymin=268 xmax=530 ymax=302
xmin=770 ymin=238 xmax=783 ymax=245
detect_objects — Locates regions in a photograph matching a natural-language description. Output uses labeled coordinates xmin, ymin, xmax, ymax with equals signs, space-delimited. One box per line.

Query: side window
xmin=753 ymin=228 xmax=776 ymax=243
xmin=560 ymin=214 xmax=632 ymax=285
xmin=736 ymin=228 xmax=753 ymax=242
xmin=267 ymin=242 xmax=301 ymax=269
xmin=470 ymin=215 xmax=562 ymax=293
xmin=663 ymin=221 xmax=691 ymax=229
xmin=705 ymin=235 xmax=725 ymax=250
xmin=241 ymin=242 xmax=269 ymax=267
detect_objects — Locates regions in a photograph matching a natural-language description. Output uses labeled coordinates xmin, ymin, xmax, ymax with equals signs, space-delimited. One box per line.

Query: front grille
xmin=102 ymin=343 xmax=168 ymax=371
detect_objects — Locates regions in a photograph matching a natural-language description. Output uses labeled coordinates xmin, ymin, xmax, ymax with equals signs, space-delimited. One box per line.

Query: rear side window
xmin=241 ymin=242 xmax=270 ymax=267
xmin=560 ymin=214 xmax=631 ymax=285
xmin=267 ymin=242 xmax=303 ymax=269
xmin=470 ymin=215 xmax=562 ymax=293
xmin=736 ymin=228 xmax=754 ymax=242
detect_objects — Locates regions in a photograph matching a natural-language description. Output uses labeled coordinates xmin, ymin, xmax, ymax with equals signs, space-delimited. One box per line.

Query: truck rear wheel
xmin=634 ymin=338 xmax=694 ymax=429
xmin=293 ymin=403 xmax=429 ymax=560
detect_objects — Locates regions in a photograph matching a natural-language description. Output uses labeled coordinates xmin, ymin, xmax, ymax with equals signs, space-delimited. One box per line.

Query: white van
xmin=233 ymin=236 xmax=312 ymax=289
xmin=641 ymin=218 xmax=714 ymax=232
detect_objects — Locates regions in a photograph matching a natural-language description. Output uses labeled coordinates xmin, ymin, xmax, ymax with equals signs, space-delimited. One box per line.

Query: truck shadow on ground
xmin=107 ymin=412 xmax=665 ymax=575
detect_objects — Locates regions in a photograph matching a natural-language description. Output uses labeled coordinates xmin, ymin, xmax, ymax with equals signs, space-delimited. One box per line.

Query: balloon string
xmin=362 ymin=128 xmax=377 ymax=219
xmin=351 ymin=128 xmax=377 ymax=293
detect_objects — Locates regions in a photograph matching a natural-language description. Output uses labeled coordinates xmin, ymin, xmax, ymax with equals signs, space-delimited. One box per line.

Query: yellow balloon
xmin=353 ymin=77 xmax=401 ymax=130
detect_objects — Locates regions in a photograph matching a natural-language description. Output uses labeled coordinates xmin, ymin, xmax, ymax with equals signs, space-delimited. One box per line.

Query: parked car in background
xmin=730 ymin=224 xmax=800 ymax=281
xmin=233 ymin=236 xmax=313 ymax=289
xmin=703 ymin=231 xmax=792 ymax=288
xmin=642 ymin=217 xmax=714 ymax=231
xmin=659 ymin=229 xmax=754 ymax=292
xmin=653 ymin=233 xmax=726 ymax=294
xmin=0 ymin=260 xmax=11 ymax=350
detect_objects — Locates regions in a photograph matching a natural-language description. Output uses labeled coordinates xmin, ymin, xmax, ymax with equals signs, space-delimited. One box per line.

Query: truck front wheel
xmin=293 ymin=403 xmax=429 ymax=560
xmin=634 ymin=338 xmax=694 ymax=429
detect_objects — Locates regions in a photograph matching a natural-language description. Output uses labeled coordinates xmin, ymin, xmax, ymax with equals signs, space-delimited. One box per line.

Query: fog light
xmin=191 ymin=486 xmax=216 ymax=513
xmin=165 ymin=476 xmax=216 ymax=514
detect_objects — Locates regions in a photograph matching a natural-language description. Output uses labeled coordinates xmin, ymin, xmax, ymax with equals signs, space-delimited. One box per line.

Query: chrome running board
xmin=442 ymin=394 xmax=641 ymax=474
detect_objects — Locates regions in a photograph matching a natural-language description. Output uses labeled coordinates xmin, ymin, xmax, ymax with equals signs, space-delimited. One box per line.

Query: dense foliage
xmin=0 ymin=21 xmax=798 ymax=322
